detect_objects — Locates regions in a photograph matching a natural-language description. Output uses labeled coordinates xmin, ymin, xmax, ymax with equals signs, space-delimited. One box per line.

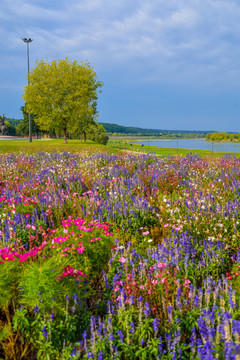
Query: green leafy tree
xmin=87 ymin=123 xmax=109 ymax=145
xmin=5 ymin=118 xmax=22 ymax=127
xmin=71 ymin=100 xmax=99 ymax=141
xmin=23 ymin=58 xmax=103 ymax=143
xmin=4 ymin=121 xmax=16 ymax=136
xmin=17 ymin=106 xmax=41 ymax=138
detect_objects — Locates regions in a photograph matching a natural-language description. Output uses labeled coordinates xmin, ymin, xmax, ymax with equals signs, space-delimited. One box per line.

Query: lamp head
xmin=22 ymin=38 xmax=33 ymax=43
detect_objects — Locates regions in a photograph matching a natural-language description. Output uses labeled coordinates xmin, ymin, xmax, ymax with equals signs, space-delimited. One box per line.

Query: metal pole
xmin=27 ymin=42 xmax=32 ymax=142
xmin=22 ymin=38 xmax=33 ymax=142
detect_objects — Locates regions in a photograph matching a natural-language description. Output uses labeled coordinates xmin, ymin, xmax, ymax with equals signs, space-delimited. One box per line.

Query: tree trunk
xmin=83 ymin=131 xmax=86 ymax=142
xmin=63 ymin=128 xmax=68 ymax=143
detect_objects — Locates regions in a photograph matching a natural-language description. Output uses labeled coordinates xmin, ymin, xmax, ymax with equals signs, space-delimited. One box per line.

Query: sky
xmin=1 ymin=0 xmax=240 ymax=132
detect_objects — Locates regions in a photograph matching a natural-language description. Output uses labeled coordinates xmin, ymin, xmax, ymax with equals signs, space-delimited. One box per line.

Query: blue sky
xmin=1 ymin=0 xmax=240 ymax=132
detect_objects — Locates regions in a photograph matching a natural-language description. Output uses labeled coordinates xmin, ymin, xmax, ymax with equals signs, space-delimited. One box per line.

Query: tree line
xmin=206 ymin=132 xmax=240 ymax=142
xmin=101 ymin=122 xmax=209 ymax=137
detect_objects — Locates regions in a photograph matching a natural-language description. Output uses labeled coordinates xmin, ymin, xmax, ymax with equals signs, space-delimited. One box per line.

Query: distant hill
xmin=99 ymin=122 xmax=212 ymax=135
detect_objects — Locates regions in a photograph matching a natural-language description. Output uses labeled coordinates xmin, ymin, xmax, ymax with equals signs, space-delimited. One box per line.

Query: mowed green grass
xmin=108 ymin=139 xmax=240 ymax=157
xmin=0 ymin=139 xmax=119 ymax=154
xmin=0 ymin=138 xmax=239 ymax=157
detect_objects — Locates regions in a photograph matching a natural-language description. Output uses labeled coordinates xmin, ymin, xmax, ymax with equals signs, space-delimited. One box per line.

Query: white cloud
xmin=1 ymin=0 xmax=240 ymax=88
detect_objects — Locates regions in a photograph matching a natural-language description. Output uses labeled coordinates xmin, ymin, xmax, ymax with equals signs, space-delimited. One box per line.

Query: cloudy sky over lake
xmin=1 ymin=0 xmax=240 ymax=131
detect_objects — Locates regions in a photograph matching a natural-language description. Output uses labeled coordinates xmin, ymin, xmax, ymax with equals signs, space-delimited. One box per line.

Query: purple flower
xmin=82 ymin=330 xmax=88 ymax=351
xmin=130 ymin=295 xmax=135 ymax=305
xmin=158 ymin=336 xmax=164 ymax=355
xmin=116 ymin=330 xmax=124 ymax=344
xmin=144 ymin=302 xmax=151 ymax=317
xmin=98 ymin=350 xmax=104 ymax=360
xmin=33 ymin=305 xmax=40 ymax=313
xmin=130 ymin=321 xmax=135 ymax=334
xmin=152 ymin=318 xmax=160 ymax=333
xmin=167 ymin=306 xmax=173 ymax=317
xmin=109 ymin=333 xmax=115 ymax=341
xmin=72 ymin=293 xmax=78 ymax=300
xmin=42 ymin=325 xmax=48 ymax=340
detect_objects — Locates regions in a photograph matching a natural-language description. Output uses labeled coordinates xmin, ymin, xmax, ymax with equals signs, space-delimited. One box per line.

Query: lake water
xmin=135 ymin=139 xmax=240 ymax=153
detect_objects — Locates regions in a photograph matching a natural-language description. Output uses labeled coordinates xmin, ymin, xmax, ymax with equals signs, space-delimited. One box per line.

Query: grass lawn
xmin=0 ymin=138 xmax=239 ymax=157
xmin=0 ymin=139 xmax=119 ymax=154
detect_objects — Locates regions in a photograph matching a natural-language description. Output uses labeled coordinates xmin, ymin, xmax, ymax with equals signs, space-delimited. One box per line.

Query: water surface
xmin=135 ymin=139 xmax=240 ymax=153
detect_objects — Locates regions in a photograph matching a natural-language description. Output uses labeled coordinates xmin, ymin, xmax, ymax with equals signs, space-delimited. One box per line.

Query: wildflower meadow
xmin=1 ymin=150 xmax=240 ymax=359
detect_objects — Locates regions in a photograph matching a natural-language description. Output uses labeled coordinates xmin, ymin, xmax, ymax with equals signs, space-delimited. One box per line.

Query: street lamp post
xmin=22 ymin=38 xmax=33 ymax=142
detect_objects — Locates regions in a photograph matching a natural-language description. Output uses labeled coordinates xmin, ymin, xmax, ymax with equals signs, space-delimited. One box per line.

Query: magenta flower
xmin=119 ymin=257 xmax=126 ymax=264
xmin=76 ymin=243 xmax=85 ymax=254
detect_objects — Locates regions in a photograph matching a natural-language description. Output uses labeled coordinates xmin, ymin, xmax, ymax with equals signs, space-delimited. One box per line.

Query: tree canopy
xmin=23 ymin=58 xmax=103 ymax=143
xmin=206 ymin=132 xmax=240 ymax=142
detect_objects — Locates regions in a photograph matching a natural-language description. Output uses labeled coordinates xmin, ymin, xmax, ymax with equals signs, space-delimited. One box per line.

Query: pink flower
xmin=157 ymin=263 xmax=166 ymax=269
xmin=55 ymin=237 xmax=67 ymax=243
xmin=89 ymin=237 xmax=101 ymax=242
xmin=142 ymin=231 xmax=150 ymax=236
xmin=1 ymin=253 xmax=16 ymax=261
xmin=119 ymin=256 xmax=126 ymax=264
xmin=76 ymin=244 xmax=85 ymax=254
xmin=18 ymin=250 xmax=38 ymax=262
xmin=73 ymin=218 xmax=85 ymax=226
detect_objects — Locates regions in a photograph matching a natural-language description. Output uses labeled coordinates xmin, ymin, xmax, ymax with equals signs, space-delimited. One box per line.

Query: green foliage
xmin=23 ymin=57 xmax=103 ymax=143
xmin=0 ymin=323 xmax=11 ymax=343
xmin=0 ymin=261 xmax=21 ymax=307
xmin=206 ymin=131 xmax=240 ymax=142
xmin=5 ymin=118 xmax=22 ymax=127
xmin=100 ymin=122 xmax=209 ymax=137
xmin=16 ymin=106 xmax=41 ymax=138
xmin=87 ymin=123 xmax=109 ymax=145
xmin=19 ymin=257 xmax=68 ymax=312
xmin=4 ymin=121 xmax=16 ymax=136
